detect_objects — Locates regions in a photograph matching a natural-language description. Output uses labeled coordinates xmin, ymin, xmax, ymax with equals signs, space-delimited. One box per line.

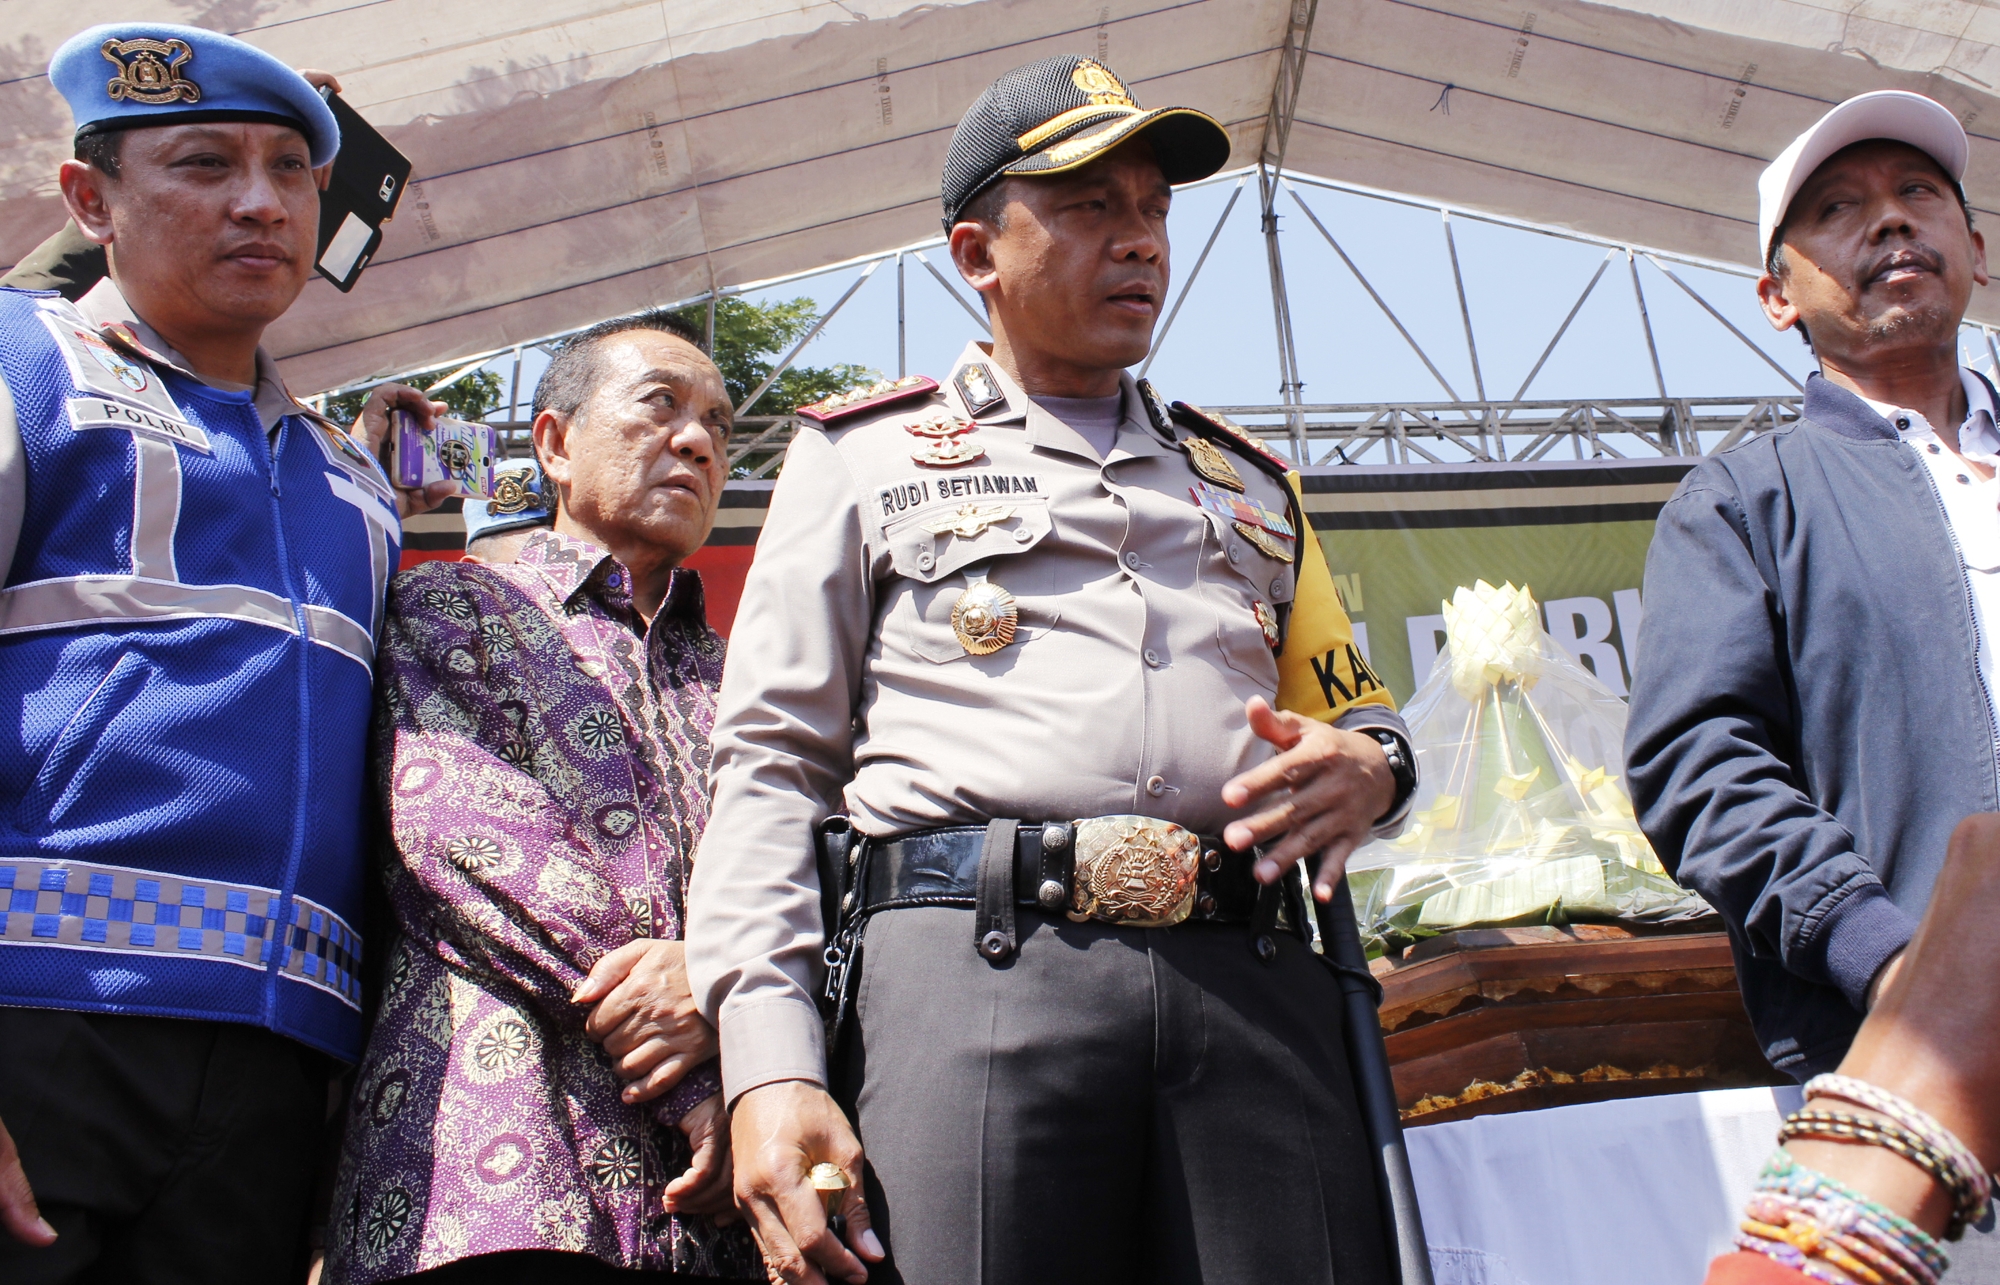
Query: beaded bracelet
xmin=1746 ymin=1193 xmax=1925 ymax=1285
xmin=1742 ymin=1152 xmax=1950 ymax=1285
xmin=1806 ymin=1075 xmax=1992 ymax=1226
xmin=1781 ymin=1108 xmax=1982 ymax=1238
xmin=1763 ymin=1152 xmax=1949 ymax=1278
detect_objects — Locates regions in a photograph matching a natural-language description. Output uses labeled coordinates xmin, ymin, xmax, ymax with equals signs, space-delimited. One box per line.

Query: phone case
xmin=390 ymin=411 xmax=499 ymax=498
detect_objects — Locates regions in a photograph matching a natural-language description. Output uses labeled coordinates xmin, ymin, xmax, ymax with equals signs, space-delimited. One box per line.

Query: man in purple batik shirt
xmin=325 ymin=311 xmax=760 ymax=1285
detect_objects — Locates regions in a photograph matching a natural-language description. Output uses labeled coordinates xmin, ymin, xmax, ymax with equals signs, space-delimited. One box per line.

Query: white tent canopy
xmin=7 ymin=0 xmax=2000 ymax=395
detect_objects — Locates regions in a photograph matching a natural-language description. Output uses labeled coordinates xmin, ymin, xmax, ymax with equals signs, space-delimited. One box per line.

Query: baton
xmin=1317 ymin=876 xmax=1434 ymax=1285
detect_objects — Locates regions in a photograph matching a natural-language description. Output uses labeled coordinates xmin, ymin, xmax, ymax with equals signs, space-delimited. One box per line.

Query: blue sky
xmin=474 ymin=168 xmax=2000 ymax=432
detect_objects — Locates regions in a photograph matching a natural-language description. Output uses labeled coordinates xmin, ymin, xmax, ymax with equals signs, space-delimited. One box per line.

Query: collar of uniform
xmin=77 ymin=277 xmax=310 ymax=430
xmin=948 ymin=344 xmax=1170 ymax=464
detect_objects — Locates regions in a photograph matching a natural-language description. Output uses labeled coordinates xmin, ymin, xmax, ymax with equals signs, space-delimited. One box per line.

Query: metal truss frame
xmin=324 ymin=3 xmax=1993 ymax=478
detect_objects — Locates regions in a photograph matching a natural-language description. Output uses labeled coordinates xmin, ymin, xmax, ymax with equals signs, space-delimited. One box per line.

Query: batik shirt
xmin=326 ymin=531 xmax=758 ymax=1282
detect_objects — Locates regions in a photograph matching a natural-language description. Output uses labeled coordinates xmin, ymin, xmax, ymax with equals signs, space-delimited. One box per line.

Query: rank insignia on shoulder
xmin=955 ymin=363 xmax=1007 ymax=417
xmin=797 ymin=374 xmax=937 ymax=425
xmin=1171 ymin=401 xmax=1290 ymax=472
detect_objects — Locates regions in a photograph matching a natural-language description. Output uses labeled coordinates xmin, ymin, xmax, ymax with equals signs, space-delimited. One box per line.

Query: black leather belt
xmin=860 ymin=820 xmax=1303 ymax=960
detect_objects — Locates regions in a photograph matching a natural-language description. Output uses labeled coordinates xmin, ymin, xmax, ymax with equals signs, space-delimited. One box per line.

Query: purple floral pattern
xmin=325 ymin=531 xmax=756 ymax=1282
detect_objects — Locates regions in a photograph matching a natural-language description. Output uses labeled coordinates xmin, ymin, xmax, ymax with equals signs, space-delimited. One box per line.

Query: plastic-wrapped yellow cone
xmin=809 ymin=1162 xmax=848 ymax=1217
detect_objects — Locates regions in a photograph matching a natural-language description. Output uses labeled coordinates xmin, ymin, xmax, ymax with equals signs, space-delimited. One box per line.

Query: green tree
xmin=320 ymin=366 xmax=506 ymax=428
xmin=678 ymin=295 xmax=876 ymax=415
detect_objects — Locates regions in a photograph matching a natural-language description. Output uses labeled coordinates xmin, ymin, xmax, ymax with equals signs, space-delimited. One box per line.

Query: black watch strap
xmin=1368 ymin=728 xmax=1418 ymax=832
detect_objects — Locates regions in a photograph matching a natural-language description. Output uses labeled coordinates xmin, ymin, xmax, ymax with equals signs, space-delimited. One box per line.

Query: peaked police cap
xmin=940 ymin=55 xmax=1231 ymax=228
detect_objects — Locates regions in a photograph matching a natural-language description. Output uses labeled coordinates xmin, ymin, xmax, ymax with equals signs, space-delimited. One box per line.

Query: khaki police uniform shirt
xmin=686 ymin=343 xmax=1405 ymax=1101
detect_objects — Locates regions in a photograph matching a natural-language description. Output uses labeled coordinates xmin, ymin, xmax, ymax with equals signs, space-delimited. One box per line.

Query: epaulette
xmin=797 ymin=375 xmax=938 ymax=426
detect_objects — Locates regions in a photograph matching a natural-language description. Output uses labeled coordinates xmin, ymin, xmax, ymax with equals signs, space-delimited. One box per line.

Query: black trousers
xmin=837 ymin=907 xmax=1391 ymax=1285
xmin=0 ymin=1008 xmax=330 ymax=1285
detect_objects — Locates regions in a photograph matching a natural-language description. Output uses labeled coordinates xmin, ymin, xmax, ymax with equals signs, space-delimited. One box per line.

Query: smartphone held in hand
xmin=390 ymin=411 xmax=500 ymax=498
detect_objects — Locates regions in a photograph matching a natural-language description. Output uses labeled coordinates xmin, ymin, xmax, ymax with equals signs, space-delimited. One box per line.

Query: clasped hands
xmin=732 ymin=696 xmax=1395 ymax=1284
xmin=571 ymin=939 xmax=734 ymax=1218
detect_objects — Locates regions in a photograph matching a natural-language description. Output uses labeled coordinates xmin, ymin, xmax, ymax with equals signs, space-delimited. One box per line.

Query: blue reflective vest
xmin=0 ymin=287 xmax=400 ymax=1062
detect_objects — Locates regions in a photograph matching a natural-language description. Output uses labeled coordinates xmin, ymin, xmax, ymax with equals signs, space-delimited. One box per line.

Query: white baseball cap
xmin=1757 ymin=90 xmax=1968 ymax=267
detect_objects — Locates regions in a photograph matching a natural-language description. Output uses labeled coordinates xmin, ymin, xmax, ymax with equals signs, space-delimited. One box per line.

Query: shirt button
xmin=1145 ymin=775 xmax=1168 ymax=797
xmin=1123 ymin=551 xmax=1141 ymax=570
xmin=1144 ymin=648 xmax=1163 ymax=667
xmin=1014 ymin=527 xmax=1033 ymax=543
xmin=1271 ymin=577 xmax=1286 ymax=597
xmin=1227 ymin=544 xmax=1241 ymax=564
xmin=1898 ymin=417 xmax=1911 ymax=430
xmin=917 ymin=550 xmax=934 ymax=569
xmin=1929 ymin=442 xmax=1943 ymax=454
xmin=1960 ymin=474 xmax=1972 ymax=485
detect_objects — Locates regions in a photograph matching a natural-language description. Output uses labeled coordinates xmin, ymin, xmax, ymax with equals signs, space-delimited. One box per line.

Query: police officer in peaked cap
xmin=688 ymin=55 xmax=1416 ymax=1285
xmin=0 ymin=23 xmax=454 ymax=1283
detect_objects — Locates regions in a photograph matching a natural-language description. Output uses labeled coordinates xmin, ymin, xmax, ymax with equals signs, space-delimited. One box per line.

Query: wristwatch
xmin=1368 ymin=728 xmax=1418 ymax=833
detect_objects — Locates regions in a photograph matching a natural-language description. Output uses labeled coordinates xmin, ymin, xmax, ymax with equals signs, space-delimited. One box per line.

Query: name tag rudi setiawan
xmin=877 ymin=471 xmax=1043 ymax=519
xmin=67 ymin=396 xmax=212 ymax=453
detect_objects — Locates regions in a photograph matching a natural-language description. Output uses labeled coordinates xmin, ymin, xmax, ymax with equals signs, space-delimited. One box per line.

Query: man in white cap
xmin=1628 ymin=90 xmax=2000 ymax=1270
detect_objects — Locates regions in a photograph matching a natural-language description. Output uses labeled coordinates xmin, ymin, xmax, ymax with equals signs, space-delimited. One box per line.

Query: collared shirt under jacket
xmin=325 ymin=531 xmax=756 ymax=1282
xmin=1626 ymin=371 xmax=2000 ymax=1079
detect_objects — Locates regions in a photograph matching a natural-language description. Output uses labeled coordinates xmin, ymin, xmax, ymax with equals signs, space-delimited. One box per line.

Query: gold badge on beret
xmin=1253 ymin=600 xmax=1282 ymax=652
xmin=489 ymin=472 xmax=533 ymax=515
xmin=1185 ymin=436 xmax=1245 ymax=492
xmin=952 ymin=577 xmax=1018 ymax=655
xmin=1233 ymin=521 xmax=1294 ymax=563
xmin=101 ymin=37 xmax=201 ymax=106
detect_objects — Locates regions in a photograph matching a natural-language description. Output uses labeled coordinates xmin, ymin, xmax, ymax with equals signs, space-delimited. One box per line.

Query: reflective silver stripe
xmin=304 ymin=603 xmax=374 ymax=671
xmin=0 ymin=575 xmax=297 ymax=636
xmin=324 ymin=471 xmax=397 ymax=637
xmin=129 ymin=434 xmax=181 ymax=580
xmin=276 ymin=891 xmax=364 ymax=1009
xmin=0 ymin=856 xmax=363 ymax=1012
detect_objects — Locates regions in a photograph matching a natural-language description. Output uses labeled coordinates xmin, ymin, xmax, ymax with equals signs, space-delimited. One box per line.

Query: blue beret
xmin=50 ymin=24 xmax=339 ymax=168
xmin=463 ymin=459 xmax=553 ymax=544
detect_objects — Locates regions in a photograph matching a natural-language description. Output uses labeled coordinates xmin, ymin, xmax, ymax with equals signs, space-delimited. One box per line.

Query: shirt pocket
xmin=883 ymin=503 xmax=1061 ymax=664
xmin=1200 ymin=512 xmax=1296 ymax=683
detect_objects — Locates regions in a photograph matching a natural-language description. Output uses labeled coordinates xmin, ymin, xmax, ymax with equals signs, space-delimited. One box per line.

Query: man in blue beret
xmin=0 ymin=23 xmax=455 ymax=1284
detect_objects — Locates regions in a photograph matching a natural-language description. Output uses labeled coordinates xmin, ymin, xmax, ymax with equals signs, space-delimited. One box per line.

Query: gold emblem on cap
xmin=1253 ymin=600 xmax=1282 ymax=651
xmin=952 ymin=579 xmax=1018 ymax=655
xmin=1234 ymin=522 xmax=1294 ymax=564
xmin=925 ymin=504 xmax=1014 ymax=539
xmin=101 ymin=38 xmax=201 ymax=106
xmin=1072 ymin=60 xmax=1135 ymax=107
xmin=1184 ymin=437 xmax=1244 ymax=492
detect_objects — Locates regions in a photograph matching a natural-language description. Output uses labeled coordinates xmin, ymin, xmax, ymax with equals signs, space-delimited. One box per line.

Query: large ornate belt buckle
xmin=1068 ymin=815 xmax=1201 ymax=928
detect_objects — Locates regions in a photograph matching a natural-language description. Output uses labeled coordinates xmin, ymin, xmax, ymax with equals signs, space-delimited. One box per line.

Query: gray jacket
xmin=1625 ymin=372 xmax=2000 ymax=1078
